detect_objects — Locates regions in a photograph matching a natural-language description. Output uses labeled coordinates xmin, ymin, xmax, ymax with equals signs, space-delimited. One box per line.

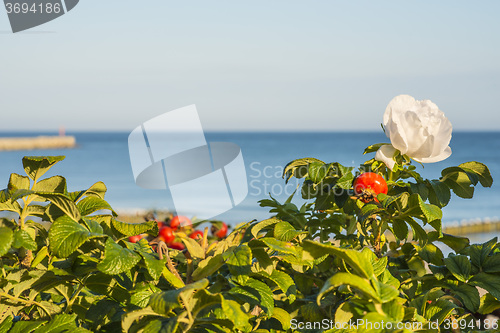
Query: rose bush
xmin=376 ymin=95 xmax=453 ymax=170
xmin=0 ymin=97 xmax=498 ymax=332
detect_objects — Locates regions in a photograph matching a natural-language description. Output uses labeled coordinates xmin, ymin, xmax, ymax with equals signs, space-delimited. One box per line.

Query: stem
xmin=185 ymin=251 xmax=193 ymax=284
xmin=157 ymin=241 xmax=183 ymax=283
xmin=0 ymin=291 xmax=52 ymax=318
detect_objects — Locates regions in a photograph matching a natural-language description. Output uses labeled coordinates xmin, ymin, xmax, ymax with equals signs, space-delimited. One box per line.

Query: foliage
xmin=0 ymin=148 xmax=496 ymax=332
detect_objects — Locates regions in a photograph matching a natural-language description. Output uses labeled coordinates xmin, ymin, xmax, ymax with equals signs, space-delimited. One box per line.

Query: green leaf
xmin=231 ymin=277 xmax=274 ymax=315
xmin=8 ymin=173 xmax=30 ymax=192
xmin=0 ymin=314 xmax=13 ymax=333
xmin=442 ymin=169 xmax=474 ymax=199
xmin=318 ymin=272 xmax=379 ymax=303
xmin=469 ymin=272 xmax=500 ymax=300
xmin=10 ymin=321 xmax=46 ymax=333
xmin=283 ymin=157 xmax=324 ymax=182
xmin=180 ymin=236 xmax=205 ymax=260
xmin=424 ymin=298 xmax=456 ymax=324
xmin=432 ymin=233 xmax=470 ymax=253
xmin=251 ymin=218 xmax=280 ymax=239
xmin=459 ymin=161 xmax=493 ymax=187
xmin=77 ymin=196 xmax=116 ymax=217
xmin=427 ymin=179 xmax=451 ymax=207
xmin=478 ymin=293 xmax=500 ymax=315
xmin=271 ymin=308 xmax=291 ymax=330
xmin=35 ymin=192 xmax=81 ymax=222
xmin=32 ymin=313 xmax=83 ymax=333
xmin=32 ymin=176 xmax=66 ymax=194
xmin=12 ymin=229 xmax=37 ymax=251
xmin=258 ymin=269 xmax=297 ymax=302
xmin=69 ymin=181 xmax=108 ymax=202
xmin=139 ymin=252 xmax=167 ymax=281
xmin=308 ymin=162 xmax=328 ymax=183
xmin=111 ymin=219 xmax=158 ymax=237
xmin=482 ymin=253 xmax=500 ymax=273
xmin=0 ymin=227 xmax=14 ymax=256
xmin=121 ymin=307 xmax=161 ymax=333
xmin=97 ymin=238 xmax=141 ymax=275
xmin=336 ymin=172 xmax=355 ymax=190
xmin=191 ymin=254 xmax=224 ymax=281
xmin=225 ymin=244 xmax=252 ymax=279
xmin=372 ymin=280 xmax=399 ymax=303
xmin=48 ymin=215 xmax=101 ymax=257
xmin=273 ymin=221 xmax=304 ymax=242
xmin=409 ymin=193 xmax=442 ymax=223
xmin=443 ymin=255 xmax=471 ymax=282
xmin=392 ymin=219 xmax=408 ymax=240
xmin=220 ymin=298 xmax=251 ymax=331
xmin=303 ymin=240 xmax=374 ymax=279
xmin=469 ymin=238 xmax=497 ymax=270
xmin=451 ymin=284 xmax=480 ymax=312
xmin=22 ymin=156 xmax=65 ymax=182
xmin=259 ymin=237 xmax=299 ymax=256
xmin=149 ymin=279 xmax=209 ymax=314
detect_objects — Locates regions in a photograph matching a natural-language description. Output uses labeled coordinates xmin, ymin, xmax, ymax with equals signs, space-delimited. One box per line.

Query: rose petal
xmin=375 ymin=145 xmax=397 ymax=170
xmin=414 ymin=146 xmax=452 ymax=163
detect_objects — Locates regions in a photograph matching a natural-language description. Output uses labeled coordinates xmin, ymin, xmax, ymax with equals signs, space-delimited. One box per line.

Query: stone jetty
xmin=0 ymin=136 xmax=76 ymax=151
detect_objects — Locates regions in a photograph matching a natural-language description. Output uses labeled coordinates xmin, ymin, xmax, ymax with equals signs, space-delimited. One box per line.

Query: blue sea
xmin=0 ymin=131 xmax=498 ymax=228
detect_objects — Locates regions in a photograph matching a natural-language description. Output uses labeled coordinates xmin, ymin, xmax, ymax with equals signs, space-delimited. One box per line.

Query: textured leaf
xmin=230 ymin=277 xmax=274 ymax=315
xmin=478 ymin=293 xmax=500 ymax=315
xmin=139 ymin=251 xmax=167 ymax=281
xmin=451 ymin=284 xmax=480 ymax=312
xmin=10 ymin=321 xmax=46 ymax=333
xmin=0 ymin=227 xmax=14 ymax=256
xmin=48 ymin=215 xmax=101 ymax=257
xmin=33 ymin=176 xmax=66 ymax=194
xmin=459 ymin=161 xmax=493 ymax=187
xmin=22 ymin=156 xmax=65 ymax=181
xmin=273 ymin=221 xmax=304 ymax=242
xmin=149 ymin=279 xmax=209 ymax=314
xmin=7 ymin=173 xmax=30 ymax=192
xmin=258 ymin=269 xmax=296 ymax=302
xmin=180 ymin=236 xmax=205 ymax=260
xmin=111 ymin=219 xmax=158 ymax=237
xmin=77 ymin=196 xmax=116 ymax=217
xmin=308 ymin=162 xmax=328 ymax=183
xmin=318 ymin=272 xmax=379 ymax=303
xmin=303 ymin=240 xmax=374 ymax=279
xmin=36 ymin=192 xmax=81 ymax=222
xmin=469 ymin=272 xmax=500 ymax=300
xmin=191 ymin=254 xmax=224 ymax=281
xmin=97 ymin=238 xmax=141 ymax=275
xmin=283 ymin=157 xmax=324 ymax=182
xmin=32 ymin=313 xmax=83 ymax=333
xmin=220 ymin=298 xmax=251 ymax=331
xmin=444 ymin=255 xmax=471 ymax=282
xmin=12 ymin=229 xmax=37 ymax=251
xmin=271 ymin=308 xmax=291 ymax=330
xmin=225 ymin=244 xmax=252 ymax=279
xmin=251 ymin=218 xmax=280 ymax=239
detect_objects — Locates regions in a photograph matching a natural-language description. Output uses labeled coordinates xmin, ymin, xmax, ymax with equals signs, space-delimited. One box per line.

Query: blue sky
xmin=0 ymin=1 xmax=499 ymax=131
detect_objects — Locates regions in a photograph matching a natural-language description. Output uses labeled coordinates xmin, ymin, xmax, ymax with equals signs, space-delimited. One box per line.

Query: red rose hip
xmin=353 ymin=172 xmax=388 ymax=203
xmin=189 ymin=230 xmax=204 ymax=240
xmin=170 ymin=216 xmax=191 ymax=230
xmin=159 ymin=226 xmax=175 ymax=244
xmin=211 ymin=222 xmax=228 ymax=239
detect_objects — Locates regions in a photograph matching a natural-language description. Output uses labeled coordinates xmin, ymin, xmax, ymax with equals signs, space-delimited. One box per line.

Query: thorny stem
xmin=154 ymin=240 xmax=183 ymax=283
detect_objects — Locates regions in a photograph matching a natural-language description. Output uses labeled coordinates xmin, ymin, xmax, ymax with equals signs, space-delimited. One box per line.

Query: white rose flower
xmin=375 ymin=94 xmax=452 ymax=170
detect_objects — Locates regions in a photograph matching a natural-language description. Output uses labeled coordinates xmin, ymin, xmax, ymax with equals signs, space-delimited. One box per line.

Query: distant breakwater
xmin=443 ymin=217 xmax=500 ymax=236
xmin=0 ymin=136 xmax=76 ymax=151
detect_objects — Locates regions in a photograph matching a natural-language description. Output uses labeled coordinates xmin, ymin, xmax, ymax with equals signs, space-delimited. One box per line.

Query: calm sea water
xmin=0 ymin=131 xmax=498 ymax=227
